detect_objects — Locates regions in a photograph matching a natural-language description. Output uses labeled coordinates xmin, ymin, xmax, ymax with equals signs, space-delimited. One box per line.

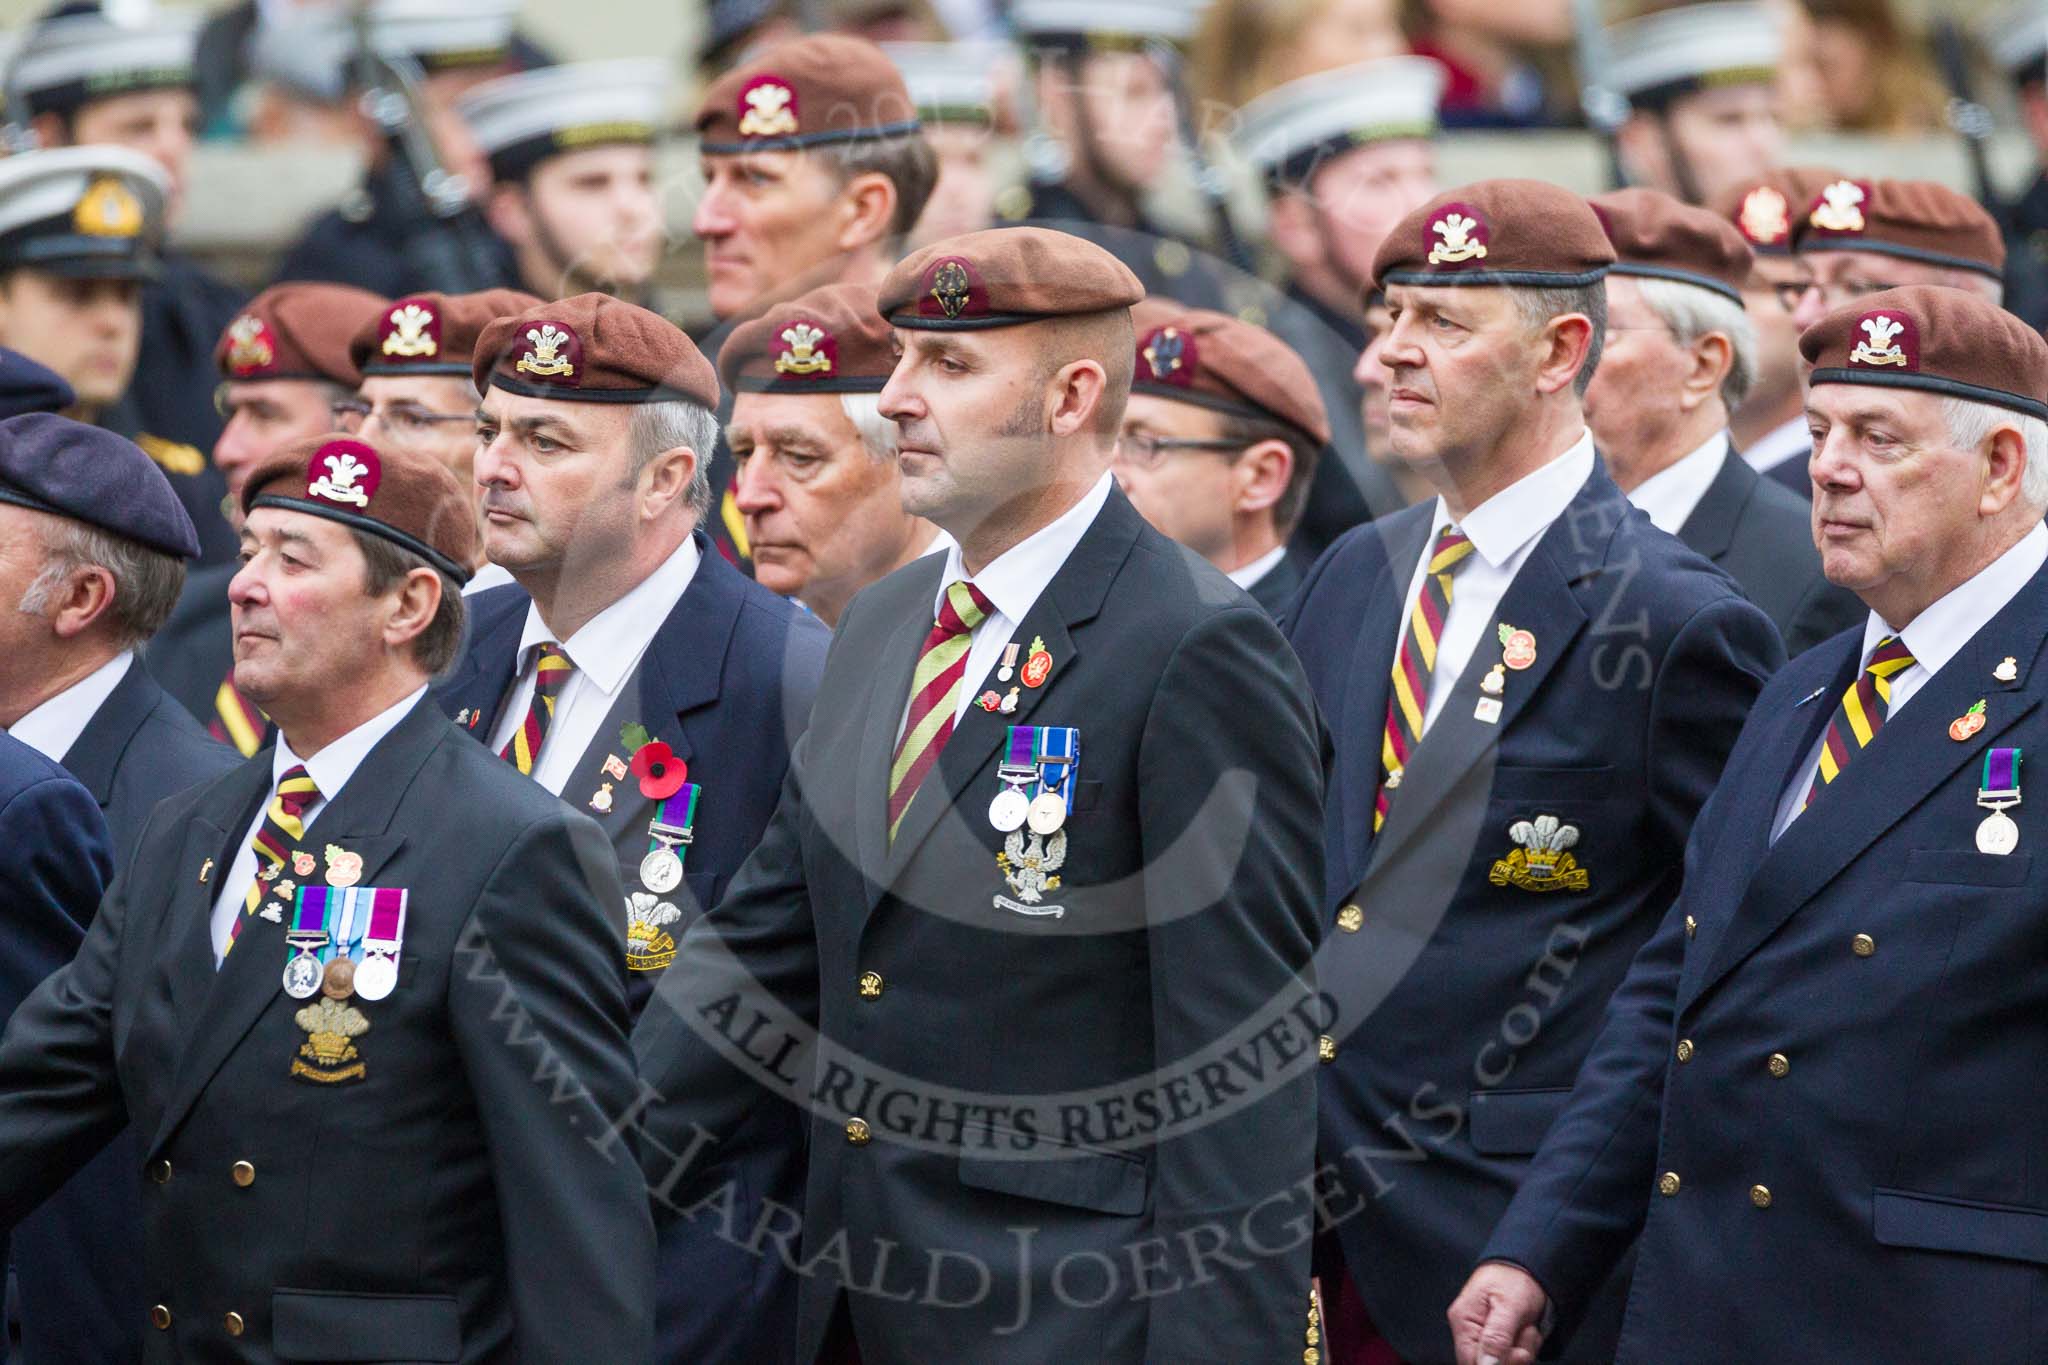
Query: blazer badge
xmin=1488 ymin=815 xmax=1591 ymax=893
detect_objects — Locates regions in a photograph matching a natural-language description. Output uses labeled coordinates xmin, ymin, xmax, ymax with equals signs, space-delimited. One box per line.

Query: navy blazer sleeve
xmin=0 ymin=767 xmax=104 ymax=1022
xmin=1645 ymin=594 xmax=1785 ymax=852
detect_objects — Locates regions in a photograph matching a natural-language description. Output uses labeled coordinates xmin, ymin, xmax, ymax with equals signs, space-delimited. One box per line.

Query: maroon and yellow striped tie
xmin=500 ymin=644 xmax=575 ymax=776
xmin=208 ymin=668 xmax=265 ymax=758
xmin=887 ymin=580 xmax=994 ymax=841
xmin=1801 ymin=635 xmax=1916 ymax=811
xmin=226 ymin=764 xmax=319 ymax=954
xmin=1376 ymin=525 xmax=1477 ymax=831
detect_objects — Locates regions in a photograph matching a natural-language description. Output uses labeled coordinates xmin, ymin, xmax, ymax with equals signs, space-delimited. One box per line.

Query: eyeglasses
xmin=1769 ymin=278 xmax=1898 ymax=311
xmin=330 ymin=398 xmax=476 ymax=444
xmin=1115 ymin=432 xmax=1244 ymax=471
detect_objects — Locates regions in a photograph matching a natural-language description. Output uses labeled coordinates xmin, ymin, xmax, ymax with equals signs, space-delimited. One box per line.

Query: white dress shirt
xmin=486 ymin=535 xmax=702 ymax=796
xmin=1742 ymin=416 xmax=1811 ymax=479
xmin=1398 ymin=432 xmax=1596 ymax=734
xmin=1627 ymin=432 xmax=1730 ymax=536
xmin=917 ymin=471 xmax=1113 ymax=731
xmin=463 ymin=562 xmax=515 ymax=596
xmin=7 ymin=651 xmax=132 ymax=763
xmin=1227 ymin=543 xmax=1290 ymax=591
xmin=1772 ymin=521 xmax=2048 ymax=841
xmin=210 ymin=686 xmax=427 ymax=963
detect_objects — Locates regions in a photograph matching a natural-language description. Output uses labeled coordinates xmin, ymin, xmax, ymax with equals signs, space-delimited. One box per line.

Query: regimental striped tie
xmin=208 ymin=668 xmax=265 ymax=758
xmin=1376 ymin=525 xmax=1478 ymax=832
xmin=500 ymin=644 xmax=575 ymax=776
xmin=1802 ymin=634 xmax=1916 ymax=811
xmin=226 ymin=764 xmax=319 ymax=954
xmin=887 ymin=580 xmax=994 ymax=842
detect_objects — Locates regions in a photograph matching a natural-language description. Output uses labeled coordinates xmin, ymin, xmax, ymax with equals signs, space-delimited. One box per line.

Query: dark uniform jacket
xmin=274 ymin=165 xmax=524 ymax=301
xmin=0 ymin=733 xmax=109 ymax=1365
xmin=0 ymin=698 xmax=653 ymax=1363
xmin=1675 ymin=449 xmax=1862 ymax=658
xmin=1243 ymin=545 xmax=1307 ymax=622
xmin=632 ymin=486 xmax=1328 ymax=1364
xmin=1264 ymin=281 xmax=1404 ymax=554
xmin=1284 ymin=463 xmax=1782 ymax=1363
xmin=1485 ymin=559 xmax=2048 ymax=1365
xmin=433 ymin=536 xmax=825 ymax=1365
xmin=147 ymin=562 xmax=239 ymax=739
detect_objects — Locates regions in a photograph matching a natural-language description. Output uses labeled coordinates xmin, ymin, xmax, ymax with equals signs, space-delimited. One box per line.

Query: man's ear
xmin=1982 ymin=421 xmax=2030 ymax=518
xmin=1047 ymin=359 xmax=1109 ymax=438
xmin=382 ymin=565 xmax=443 ymax=652
xmin=1535 ymin=314 xmax=1597 ymax=396
xmin=1232 ymin=438 xmax=1293 ymax=517
xmin=484 ymin=184 xmax=532 ymax=249
xmin=833 ymin=172 xmax=899 ymax=253
xmin=640 ymin=443 xmax=700 ymax=520
xmin=1681 ymin=331 xmax=1735 ymax=413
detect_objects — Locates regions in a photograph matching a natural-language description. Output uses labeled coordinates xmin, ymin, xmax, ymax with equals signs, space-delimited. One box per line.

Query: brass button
xmin=231 ymin=1160 xmax=255 ymax=1188
xmin=845 ymin=1117 xmax=871 ymax=1146
xmin=1658 ymin=1171 xmax=1681 ymax=1197
xmin=1767 ymin=1052 xmax=1790 ymax=1078
xmin=1336 ymin=905 xmax=1363 ymax=933
xmin=1852 ymin=932 xmax=1876 ymax=957
xmin=1675 ymin=1039 xmax=1694 ymax=1063
xmin=1750 ymin=1184 xmax=1772 ymax=1209
xmin=147 ymin=1159 xmax=171 ymax=1185
xmin=149 ymin=1305 xmax=171 ymax=1331
xmin=1317 ymin=1035 xmax=1337 ymax=1064
xmin=1685 ymin=915 xmax=1697 ymax=938
xmin=223 ymin=1311 xmax=244 ymax=1337
xmin=857 ymin=971 xmax=883 ymax=1000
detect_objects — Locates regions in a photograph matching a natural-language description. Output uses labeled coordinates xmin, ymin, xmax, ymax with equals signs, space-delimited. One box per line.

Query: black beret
xmin=0 ymin=347 xmax=74 ymax=418
xmin=0 ymin=412 xmax=200 ymax=558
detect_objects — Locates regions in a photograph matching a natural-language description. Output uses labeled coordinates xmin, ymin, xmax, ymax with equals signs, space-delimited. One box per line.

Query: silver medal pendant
xmin=1027 ymin=791 xmax=1068 ymax=836
xmin=1977 ymin=809 xmax=2020 ymax=856
xmin=989 ymin=787 xmax=1030 ymax=833
xmin=283 ymin=952 xmax=323 ymax=1000
xmin=641 ymin=844 xmax=684 ymax=894
xmin=355 ymin=952 xmax=399 ymax=1002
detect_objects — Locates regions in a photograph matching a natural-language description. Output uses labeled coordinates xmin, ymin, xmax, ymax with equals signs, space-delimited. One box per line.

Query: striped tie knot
xmin=936 ymin=580 xmax=993 ymax=637
xmin=885 ymin=580 xmax=995 ymax=841
xmin=1803 ymin=634 xmax=1917 ymax=811
xmin=1428 ymin=525 xmax=1475 ymax=575
xmin=1862 ymin=635 xmax=1915 ymax=701
xmin=531 ymin=644 xmax=574 ymax=697
xmin=231 ymin=763 xmax=322 ymax=953
xmin=1373 ymin=524 xmax=1477 ymax=833
xmin=274 ymin=765 xmax=318 ymax=820
xmin=501 ymin=644 xmax=577 ymax=776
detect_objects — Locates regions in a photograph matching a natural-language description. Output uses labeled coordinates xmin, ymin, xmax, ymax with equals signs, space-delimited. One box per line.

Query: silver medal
xmin=283 ymin=952 xmax=323 ymax=1000
xmin=1977 ymin=809 xmax=2020 ymax=856
xmin=989 ymin=787 xmax=1030 ymax=833
xmin=1027 ymin=791 xmax=1067 ymax=836
xmin=641 ymin=844 xmax=684 ymax=894
xmin=355 ymin=952 xmax=399 ymax=1002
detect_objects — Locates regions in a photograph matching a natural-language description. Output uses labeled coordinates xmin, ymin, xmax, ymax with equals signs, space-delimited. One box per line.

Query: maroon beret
xmin=1711 ymin=166 xmax=1841 ymax=257
xmin=1590 ymin=187 xmax=1753 ymax=303
xmin=473 ymin=293 xmax=721 ymax=408
xmin=719 ymin=282 xmax=895 ymax=394
xmin=1799 ymin=285 xmax=2048 ymax=422
xmin=1128 ymin=299 xmax=1330 ymax=447
xmin=1795 ymin=178 xmax=2005 ymax=280
xmin=216 ymin=283 xmax=388 ymax=385
xmin=878 ymin=226 xmax=1143 ymax=329
xmin=1372 ymin=178 xmax=1615 ymax=290
xmin=695 ymin=34 xmax=920 ymax=154
xmin=352 ymin=289 xmax=544 ymax=379
xmin=241 ymin=433 xmax=482 ymax=583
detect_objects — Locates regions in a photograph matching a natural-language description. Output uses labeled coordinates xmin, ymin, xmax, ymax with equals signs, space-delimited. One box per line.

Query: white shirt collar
xmin=517 ymin=536 xmax=702 ymax=695
xmin=1743 ymin=416 xmax=1810 ymax=475
xmin=1227 ymin=543 xmax=1290 ymax=589
xmin=934 ymin=472 xmax=1114 ymax=622
xmin=1864 ymin=521 xmax=2048 ymax=679
xmin=463 ymin=561 xmax=516 ymax=596
xmin=1434 ymin=430 xmax=1596 ymax=569
xmin=1627 ymin=431 xmax=1729 ymax=536
xmin=7 ymin=651 xmax=132 ymax=764
xmin=274 ymin=685 xmax=428 ymax=803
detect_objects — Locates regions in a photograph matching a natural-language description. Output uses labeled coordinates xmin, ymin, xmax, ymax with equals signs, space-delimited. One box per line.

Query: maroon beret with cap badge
xmin=352 ymin=289 xmax=543 ymax=379
xmin=1371 ymin=179 xmax=1615 ymax=290
xmin=241 ymin=433 xmax=482 ymax=583
xmin=695 ymin=33 xmax=921 ymax=154
xmin=1589 ymin=187 xmax=1754 ymax=302
xmin=473 ymin=293 xmax=721 ymax=408
xmin=878 ymin=227 xmax=1144 ymax=329
xmin=1799 ymin=284 xmax=2048 ymax=422
xmin=1128 ymin=299 xmax=1331 ymax=447
xmin=718 ymin=282 xmax=896 ymax=394
xmin=1794 ymin=178 xmax=2005 ymax=279
xmin=216 ymin=282 xmax=389 ymax=385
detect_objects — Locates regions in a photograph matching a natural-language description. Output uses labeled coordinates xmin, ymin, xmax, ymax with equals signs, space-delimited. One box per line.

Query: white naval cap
xmin=1605 ymin=2 xmax=1782 ymax=109
xmin=1009 ymin=0 xmax=1211 ymax=47
xmin=8 ymin=2 xmax=198 ymax=119
xmin=881 ymin=41 xmax=1013 ymax=126
xmin=0 ymin=144 xmax=166 ymax=280
xmin=456 ymin=60 xmax=670 ymax=182
xmin=1983 ymin=2 xmax=2048 ymax=84
xmin=1233 ymin=56 xmax=1445 ymax=186
xmin=246 ymin=0 xmax=521 ymax=104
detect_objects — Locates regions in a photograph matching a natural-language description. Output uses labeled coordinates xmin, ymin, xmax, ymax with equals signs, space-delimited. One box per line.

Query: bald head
xmin=1033 ymin=309 xmax=1135 ymax=440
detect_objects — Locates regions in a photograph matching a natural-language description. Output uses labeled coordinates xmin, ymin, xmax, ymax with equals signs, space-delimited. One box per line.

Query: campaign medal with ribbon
xmin=990 ymin=727 xmax=1036 ymax=833
xmin=353 ymin=889 xmax=408 ymax=1002
xmin=1976 ymin=747 xmax=2023 ymax=856
xmin=1028 ymin=727 xmax=1078 ymax=835
xmin=282 ymin=891 xmax=331 ymax=1000
xmin=284 ymin=885 xmax=403 ymax=1084
xmin=640 ymin=783 xmax=699 ymax=896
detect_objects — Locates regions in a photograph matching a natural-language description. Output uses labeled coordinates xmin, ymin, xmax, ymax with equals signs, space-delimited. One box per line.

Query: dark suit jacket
xmin=1485 ymin=561 xmax=2048 ymax=1363
xmin=632 ymin=487 xmax=1328 ymax=1364
xmin=0 ymin=698 xmax=652 ymax=1363
xmin=147 ymin=562 xmax=240 ymax=740
xmin=0 ymin=733 xmax=109 ymax=1365
xmin=1677 ymin=450 xmax=1862 ymax=657
xmin=8 ymin=661 xmax=238 ymax=1365
xmin=433 ymin=535 xmax=825 ymax=1365
xmin=1243 ymin=546 xmax=1308 ymax=621
xmin=1284 ymin=462 xmax=1782 ymax=1363
xmin=1763 ymin=447 xmax=1811 ymax=498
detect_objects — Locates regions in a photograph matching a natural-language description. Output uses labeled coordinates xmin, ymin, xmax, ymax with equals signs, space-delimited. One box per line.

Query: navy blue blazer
xmin=62 ymin=659 xmax=240 ymax=863
xmin=1485 ymin=559 xmax=2048 ymax=1363
xmin=1284 ymin=462 xmax=1783 ymax=1363
xmin=432 ymin=534 xmax=826 ymax=1365
xmin=1763 ymin=446 xmax=1811 ymax=498
xmin=1679 ymin=450 xmax=1862 ymax=658
xmin=0 ymin=733 xmax=109 ymax=1365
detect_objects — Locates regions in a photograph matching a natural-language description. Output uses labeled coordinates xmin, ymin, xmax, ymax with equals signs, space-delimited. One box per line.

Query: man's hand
xmin=1448 ymin=1260 xmax=1549 ymax=1365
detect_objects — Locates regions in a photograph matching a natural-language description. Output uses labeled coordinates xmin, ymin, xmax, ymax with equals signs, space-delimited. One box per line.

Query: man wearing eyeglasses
xmin=343 ymin=290 xmax=542 ymax=594
xmin=1788 ymin=179 xmax=2007 ymax=330
xmin=1113 ymin=300 xmax=1329 ymax=619
xmin=147 ymin=283 xmax=388 ymax=750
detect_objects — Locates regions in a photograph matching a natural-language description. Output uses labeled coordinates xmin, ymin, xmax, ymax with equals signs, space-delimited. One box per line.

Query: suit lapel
xmin=1675 ymin=448 xmax=1751 ymax=563
xmin=1334 ymin=513 xmax=1431 ymax=891
xmin=1687 ymin=567 xmax=2048 ymax=1006
xmin=162 ymin=762 xmax=271 ymax=1033
xmin=59 ymin=660 xmax=156 ymax=808
xmin=441 ymin=595 xmax=528 ymax=738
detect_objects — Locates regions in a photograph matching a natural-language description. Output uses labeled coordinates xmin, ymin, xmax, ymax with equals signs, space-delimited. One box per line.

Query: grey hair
xmin=1942 ymin=396 xmax=2048 ymax=507
xmin=18 ymin=517 xmax=186 ymax=647
xmin=627 ymin=398 xmax=720 ymax=521
xmin=1512 ymin=282 xmax=1608 ymax=397
xmin=839 ymin=392 xmax=901 ymax=461
xmin=1631 ymin=276 xmax=1759 ymax=413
